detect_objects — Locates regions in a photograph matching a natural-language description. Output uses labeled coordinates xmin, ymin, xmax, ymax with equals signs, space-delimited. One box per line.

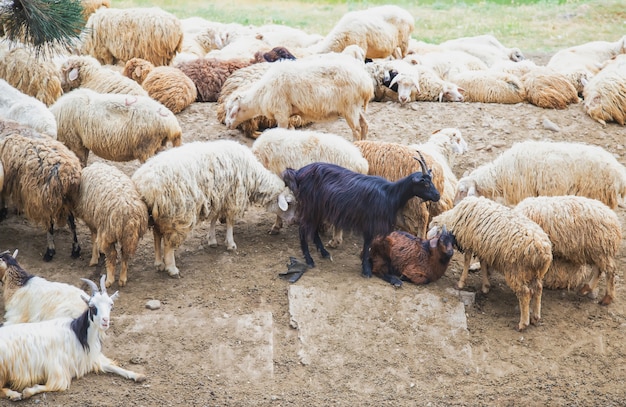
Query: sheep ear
xmin=429 ymin=237 xmax=439 ymax=248
xmin=68 ymin=67 xmax=79 ymax=82
xmin=580 ymin=77 xmax=589 ymax=87
xmin=278 ymin=194 xmax=289 ymax=211
xmin=134 ymin=66 xmax=142 ymax=79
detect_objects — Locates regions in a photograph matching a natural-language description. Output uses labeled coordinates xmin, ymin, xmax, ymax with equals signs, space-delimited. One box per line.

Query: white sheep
xmin=413 ymin=50 xmax=489 ymax=79
xmin=449 ymin=70 xmax=526 ymax=104
xmin=50 ymin=88 xmax=182 ymax=166
xmin=81 ymin=7 xmax=183 ymax=66
xmin=0 ymin=43 xmax=63 ymax=106
xmin=385 ymin=61 xmax=465 ymax=104
xmin=0 ymin=79 xmax=57 ymax=138
xmin=131 ymin=140 xmax=296 ymax=277
xmin=429 ymin=196 xmax=553 ymax=331
xmin=520 ymin=66 xmax=580 ymax=109
xmin=583 ymin=54 xmax=626 ymax=126
xmin=1 ymin=250 xmax=87 ymax=325
xmin=513 ymin=195 xmax=622 ymax=306
xmin=455 ymin=140 xmax=626 ymax=209
xmin=224 ymin=53 xmax=374 ymax=141
xmin=254 ymin=23 xmax=324 ymax=51
xmin=308 ymin=5 xmax=414 ymax=59
xmin=251 ymin=128 xmax=369 ymax=246
xmin=0 ymin=129 xmax=82 ymax=262
xmin=59 ymin=55 xmax=148 ymax=96
xmin=0 ymin=275 xmax=145 ymax=401
xmin=439 ymin=34 xmax=525 ymax=66
xmin=73 ymin=162 xmax=149 ymax=288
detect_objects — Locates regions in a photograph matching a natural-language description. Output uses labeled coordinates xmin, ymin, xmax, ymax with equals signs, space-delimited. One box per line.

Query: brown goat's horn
xmin=81 ymin=278 xmax=99 ymax=296
xmin=413 ymin=151 xmax=429 ymax=174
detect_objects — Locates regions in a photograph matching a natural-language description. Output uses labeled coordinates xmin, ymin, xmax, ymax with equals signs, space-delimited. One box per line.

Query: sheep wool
xmin=430 ymin=196 xmax=553 ymax=331
xmin=0 ymin=79 xmax=57 ymax=138
xmin=583 ymin=54 xmax=626 ymax=126
xmin=176 ymin=57 xmax=252 ymax=102
xmin=60 ymin=55 xmax=148 ymax=96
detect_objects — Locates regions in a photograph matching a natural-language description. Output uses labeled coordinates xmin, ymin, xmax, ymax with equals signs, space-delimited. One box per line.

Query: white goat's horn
xmin=99 ymin=275 xmax=107 ymax=293
xmin=81 ymin=278 xmax=99 ymax=296
xmin=12 ymin=249 xmax=18 ymax=258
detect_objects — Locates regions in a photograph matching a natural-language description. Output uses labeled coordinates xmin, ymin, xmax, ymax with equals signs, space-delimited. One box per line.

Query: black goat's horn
xmin=81 ymin=278 xmax=99 ymax=296
xmin=413 ymin=151 xmax=429 ymax=174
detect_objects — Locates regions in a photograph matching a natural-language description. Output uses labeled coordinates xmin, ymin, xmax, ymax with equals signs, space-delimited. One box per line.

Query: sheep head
xmin=454 ymin=178 xmax=479 ymax=204
xmin=390 ymin=73 xmax=420 ymax=104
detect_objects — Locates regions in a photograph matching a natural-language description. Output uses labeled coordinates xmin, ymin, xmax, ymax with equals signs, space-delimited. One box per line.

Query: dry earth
xmin=1 ymin=54 xmax=626 ymax=406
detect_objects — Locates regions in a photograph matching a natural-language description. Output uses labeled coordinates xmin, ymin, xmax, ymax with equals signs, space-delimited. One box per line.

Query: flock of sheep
xmin=0 ymin=1 xmax=625 ymax=400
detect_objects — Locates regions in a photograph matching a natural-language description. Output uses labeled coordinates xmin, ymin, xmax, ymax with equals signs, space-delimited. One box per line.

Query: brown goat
xmin=370 ymin=226 xmax=455 ymax=287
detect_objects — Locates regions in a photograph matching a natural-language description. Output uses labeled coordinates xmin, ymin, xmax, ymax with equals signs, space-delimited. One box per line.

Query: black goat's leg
xmin=43 ymin=221 xmax=56 ymax=262
xmin=299 ymin=226 xmax=315 ymax=267
xmin=361 ymin=237 xmax=373 ymax=278
xmin=68 ymin=213 xmax=81 ymax=258
xmin=313 ymin=230 xmax=331 ymax=260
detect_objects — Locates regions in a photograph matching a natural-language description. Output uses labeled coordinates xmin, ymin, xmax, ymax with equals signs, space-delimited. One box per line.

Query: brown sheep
xmin=176 ymin=57 xmax=252 ymax=102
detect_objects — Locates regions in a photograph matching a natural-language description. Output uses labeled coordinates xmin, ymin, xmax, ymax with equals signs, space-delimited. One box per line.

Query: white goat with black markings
xmin=0 ymin=275 xmax=146 ymax=401
xmin=1 ymin=249 xmax=87 ymax=325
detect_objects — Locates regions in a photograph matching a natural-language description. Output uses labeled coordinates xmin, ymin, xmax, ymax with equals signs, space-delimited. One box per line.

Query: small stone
xmin=459 ymin=291 xmax=475 ymax=306
xmin=542 ymin=118 xmax=560 ymax=132
xmin=145 ymin=299 xmax=161 ymax=310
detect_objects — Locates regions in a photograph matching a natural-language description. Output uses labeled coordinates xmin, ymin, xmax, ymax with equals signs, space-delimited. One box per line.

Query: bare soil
xmin=2 ymin=55 xmax=626 ymax=406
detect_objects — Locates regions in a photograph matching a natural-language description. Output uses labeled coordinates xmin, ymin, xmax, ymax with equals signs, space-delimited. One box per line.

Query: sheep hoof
xmin=0 ymin=207 xmax=7 ymax=222
xmin=155 ymin=261 xmax=165 ymax=272
xmin=383 ymin=274 xmax=403 ymax=287
xmin=268 ymin=227 xmax=281 ymax=235
xmin=6 ymin=390 xmax=22 ymax=401
xmin=208 ymin=242 xmax=218 ymax=248
xmin=134 ymin=374 xmax=147 ymax=383
xmin=43 ymin=248 xmax=56 ymax=262
xmin=579 ymin=284 xmax=592 ymax=296
xmin=226 ymin=244 xmax=237 ymax=251
xmin=517 ymin=323 xmax=528 ymax=332
xmin=599 ymin=295 xmax=613 ymax=306
xmin=71 ymin=244 xmax=81 ymax=259
xmin=166 ymin=267 xmax=180 ymax=278
xmin=326 ymin=239 xmax=342 ymax=248
xmin=481 ymin=284 xmax=491 ymax=294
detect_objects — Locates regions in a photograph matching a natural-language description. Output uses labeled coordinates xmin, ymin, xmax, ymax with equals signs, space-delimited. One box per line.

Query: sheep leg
xmin=599 ymin=263 xmax=616 ymax=306
xmin=163 ymin=236 xmax=180 ymax=278
xmin=89 ymin=229 xmax=100 ymax=266
xmin=100 ymin=358 xmax=146 ymax=382
xmin=313 ymin=231 xmax=331 ymax=260
xmin=344 ymin=109 xmax=363 ymax=141
xmin=68 ymin=213 xmax=81 ymax=258
xmin=224 ymin=218 xmax=237 ymax=251
xmin=360 ymin=237 xmax=373 ymax=278
xmin=103 ymin=241 xmax=117 ymax=288
xmin=358 ymin=111 xmax=369 ymax=140
xmin=43 ymin=221 xmax=56 ymax=262
xmin=119 ymin=249 xmax=130 ymax=287
xmin=269 ymin=215 xmax=283 ymax=235
xmin=579 ymin=266 xmax=601 ymax=298
xmin=153 ymin=227 xmax=165 ymax=272
xmin=2 ymin=388 xmax=22 ymax=401
xmin=530 ymin=278 xmax=543 ymax=325
xmin=207 ymin=217 xmax=218 ymax=248
xmin=516 ymin=285 xmax=532 ymax=331
xmin=299 ymin=226 xmax=315 ymax=267
xmin=327 ymin=227 xmax=343 ymax=248
xmin=480 ymin=263 xmax=491 ymax=294
xmin=458 ymin=251 xmax=473 ymax=289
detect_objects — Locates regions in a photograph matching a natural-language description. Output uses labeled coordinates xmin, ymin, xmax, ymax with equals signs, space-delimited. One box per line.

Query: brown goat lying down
xmin=370 ymin=226 xmax=455 ymax=287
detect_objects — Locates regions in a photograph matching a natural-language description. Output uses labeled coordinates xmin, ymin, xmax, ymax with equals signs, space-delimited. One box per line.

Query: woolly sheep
xmin=73 ymin=162 xmax=148 ymax=288
xmin=176 ymin=57 xmax=252 ymax=102
xmin=0 ymin=130 xmax=82 ymax=261
xmin=254 ymin=24 xmax=324 ymax=51
xmin=0 ymin=79 xmax=57 ymax=138
xmin=449 ymin=70 xmax=526 ymax=104
xmin=354 ymin=140 xmax=446 ymax=238
xmin=430 ymin=196 xmax=553 ymax=331
xmin=413 ymin=50 xmax=489 ymax=79
xmin=364 ymin=60 xmax=398 ymax=102
xmin=131 ymin=140 xmax=296 ymax=277
xmin=309 ymin=5 xmax=414 ymax=59
xmin=0 ymin=276 xmax=145 ymax=401
xmin=439 ymin=34 xmax=525 ymax=66
xmin=0 ymin=250 xmax=87 ymax=325
xmin=216 ymin=63 xmax=309 ymax=138
xmin=385 ymin=62 xmax=465 ymax=104
xmin=50 ymin=88 xmax=182 ymax=166
xmin=455 ymin=140 xmax=626 ymax=209
xmin=0 ymin=43 xmax=63 ymax=106
xmin=81 ymin=7 xmax=183 ymax=66
xmin=513 ymin=195 xmax=622 ymax=305
xmin=251 ymin=128 xmax=369 ymax=245
xmin=80 ymin=0 xmax=110 ymax=20
xmin=583 ymin=54 xmax=626 ymax=126
xmin=224 ymin=54 xmax=374 ymax=140
xmin=59 ymin=55 xmax=148 ymax=96
xmin=122 ymin=58 xmax=197 ymax=114
xmin=521 ymin=66 xmax=579 ymax=109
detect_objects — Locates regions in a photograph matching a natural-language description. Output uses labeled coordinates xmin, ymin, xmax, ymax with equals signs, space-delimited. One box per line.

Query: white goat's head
xmin=81 ymin=275 xmax=119 ymax=331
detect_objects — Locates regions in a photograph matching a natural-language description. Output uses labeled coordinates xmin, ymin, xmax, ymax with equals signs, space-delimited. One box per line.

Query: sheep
xmin=50 ymin=88 xmax=182 ymax=167
xmin=224 ymin=54 xmax=374 ymax=141
xmin=409 ymin=128 xmax=468 ymax=218
xmin=309 ymin=5 xmax=414 ymax=59
xmin=364 ymin=60 xmax=398 ymax=102
xmin=0 ymin=250 xmax=87 ymax=325
xmin=80 ymin=7 xmax=183 ymax=66
xmin=251 ymin=46 xmax=297 ymax=63
xmin=131 ymin=140 xmax=296 ymax=278
xmin=251 ymin=128 xmax=369 ymax=245
xmin=455 ymin=140 xmax=626 ymax=209
xmin=0 ymin=130 xmax=82 ymax=262
xmin=73 ymin=162 xmax=148 ymax=288
xmin=369 ymin=226 xmax=455 ymax=287
xmin=412 ymin=50 xmax=489 ymax=79
xmin=354 ymin=140 xmax=446 ymax=238
xmin=0 ymin=275 xmax=145 ymax=401
xmin=281 ymin=155 xmax=440 ymax=279
xmin=385 ymin=62 xmax=465 ymax=104
xmin=513 ymin=196 xmax=622 ymax=306
xmin=80 ymin=0 xmax=110 ymax=21
xmin=217 ymin=63 xmax=308 ymax=138
xmin=583 ymin=54 xmax=626 ymax=126
xmin=122 ymin=58 xmax=197 ymax=114
xmin=439 ymin=34 xmax=525 ymax=66
xmin=254 ymin=24 xmax=324 ymax=51
xmin=59 ymin=55 xmax=148 ymax=96
xmin=206 ymin=37 xmax=273 ymax=61
xmin=175 ymin=57 xmax=253 ymax=102
xmin=0 ymin=79 xmax=57 ymax=138
xmin=429 ymin=196 xmax=553 ymax=331
xmin=449 ymin=70 xmax=526 ymax=104
xmin=521 ymin=66 xmax=580 ymax=109
xmin=0 ymin=43 xmax=63 ymax=106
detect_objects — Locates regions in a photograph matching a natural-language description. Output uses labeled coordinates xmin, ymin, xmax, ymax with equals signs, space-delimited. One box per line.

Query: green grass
xmin=113 ymin=0 xmax=626 ymax=53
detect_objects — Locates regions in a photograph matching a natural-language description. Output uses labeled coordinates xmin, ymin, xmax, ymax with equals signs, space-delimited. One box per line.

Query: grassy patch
xmin=113 ymin=0 xmax=626 ymax=53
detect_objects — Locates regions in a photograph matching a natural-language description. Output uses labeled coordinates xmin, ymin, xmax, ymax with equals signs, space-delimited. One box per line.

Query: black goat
xmin=281 ymin=155 xmax=440 ymax=278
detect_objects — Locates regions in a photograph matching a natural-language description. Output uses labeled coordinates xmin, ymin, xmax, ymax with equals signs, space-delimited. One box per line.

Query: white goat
xmin=0 ymin=275 xmax=145 ymax=401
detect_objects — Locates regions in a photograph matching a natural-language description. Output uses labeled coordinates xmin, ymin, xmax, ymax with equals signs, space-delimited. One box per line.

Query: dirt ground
xmin=2 ymin=54 xmax=626 ymax=406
